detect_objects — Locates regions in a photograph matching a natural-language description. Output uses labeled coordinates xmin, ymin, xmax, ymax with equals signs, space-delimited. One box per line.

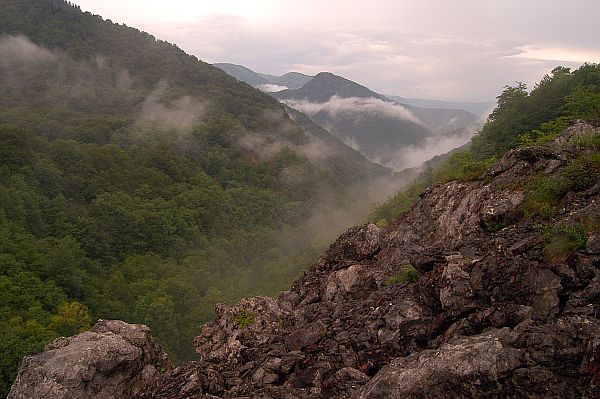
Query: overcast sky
xmin=74 ymin=0 xmax=600 ymax=101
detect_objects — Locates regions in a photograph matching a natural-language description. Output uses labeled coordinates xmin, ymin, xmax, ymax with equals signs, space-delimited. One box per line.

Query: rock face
xmin=8 ymin=320 xmax=170 ymax=399
xmin=10 ymin=121 xmax=600 ymax=398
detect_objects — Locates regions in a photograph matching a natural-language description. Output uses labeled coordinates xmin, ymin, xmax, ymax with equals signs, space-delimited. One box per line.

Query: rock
xmin=8 ymin=320 xmax=169 ymax=399
xmin=586 ymin=235 xmax=600 ymax=253
xmin=194 ymin=296 xmax=291 ymax=365
xmin=355 ymin=331 xmax=524 ymax=399
xmin=285 ymin=321 xmax=327 ymax=351
xmin=439 ymin=260 xmax=474 ymax=311
xmin=324 ymin=223 xmax=380 ymax=265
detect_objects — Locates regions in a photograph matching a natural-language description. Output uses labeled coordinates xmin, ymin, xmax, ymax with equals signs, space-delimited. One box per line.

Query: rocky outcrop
xmin=8 ymin=320 xmax=170 ymax=399
xmin=10 ymin=121 xmax=600 ymax=398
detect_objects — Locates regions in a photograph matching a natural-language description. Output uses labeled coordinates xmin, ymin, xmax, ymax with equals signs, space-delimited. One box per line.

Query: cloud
xmin=0 ymin=35 xmax=56 ymax=68
xmin=377 ymin=126 xmax=477 ymax=171
xmin=257 ymin=83 xmax=288 ymax=92
xmin=137 ymin=82 xmax=207 ymax=131
xmin=284 ymin=96 xmax=425 ymax=126
xmin=128 ymin=1 xmax=597 ymax=102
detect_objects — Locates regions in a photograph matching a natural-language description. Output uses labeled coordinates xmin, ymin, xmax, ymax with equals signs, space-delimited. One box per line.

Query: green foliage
xmin=385 ymin=264 xmax=420 ymax=285
xmin=234 ymin=309 xmax=256 ymax=328
xmin=472 ymin=64 xmax=600 ymax=158
xmin=521 ymin=175 xmax=569 ymax=219
xmin=0 ymin=0 xmax=382 ymax=391
xmin=572 ymin=131 xmax=600 ymax=149
xmin=564 ymin=153 xmax=600 ymax=191
xmin=433 ymin=151 xmax=496 ymax=183
xmin=545 ymin=218 xmax=598 ymax=262
xmin=565 ymin=86 xmax=600 ymax=119
xmin=519 ymin=116 xmax=572 ymax=147
xmin=375 ymin=219 xmax=388 ymax=229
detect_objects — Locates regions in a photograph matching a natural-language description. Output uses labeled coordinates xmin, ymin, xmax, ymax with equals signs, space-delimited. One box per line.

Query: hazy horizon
xmin=73 ymin=1 xmax=599 ymax=101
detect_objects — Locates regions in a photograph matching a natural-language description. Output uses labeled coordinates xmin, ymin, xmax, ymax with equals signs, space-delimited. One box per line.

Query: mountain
xmin=273 ymin=72 xmax=479 ymax=170
xmin=10 ymin=120 xmax=600 ymax=398
xmin=213 ymin=63 xmax=313 ymax=90
xmin=261 ymin=71 xmax=314 ymax=90
xmin=212 ymin=62 xmax=270 ymax=86
xmin=0 ymin=1 xmax=394 ymax=394
xmin=386 ymin=95 xmax=494 ymax=117
xmin=274 ymin=72 xmax=390 ymax=103
xmin=213 ymin=66 xmax=481 ymax=171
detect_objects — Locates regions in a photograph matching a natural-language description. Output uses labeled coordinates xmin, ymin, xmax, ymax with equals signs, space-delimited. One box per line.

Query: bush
xmin=433 ymin=151 xmax=496 ymax=183
xmin=564 ymin=153 xmax=600 ymax=191
xmin=385 ymin=264 xmax=420 ymax=285
xmin=521 ymin=175 xmax=569 ymax=219
xmin=375 ymin=219 xmax=388 ymax=229
xmin=572 ymin=131 xmax=600 ymax=149
xmin=545 ymin=222 xmax=596 ymax=262
xmin=234 ymin=309 xmax=256 ymax=328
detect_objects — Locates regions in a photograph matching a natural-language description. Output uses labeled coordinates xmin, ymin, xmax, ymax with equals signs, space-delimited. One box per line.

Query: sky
xmin=74 ymin=0 xmax=600 ymax=102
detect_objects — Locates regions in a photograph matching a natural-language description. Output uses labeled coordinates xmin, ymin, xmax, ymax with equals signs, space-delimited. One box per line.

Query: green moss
xmin=385 ymin=264 xmax=420 ymax=285
xmin=234 ymin=309 xmax=256 ymax=328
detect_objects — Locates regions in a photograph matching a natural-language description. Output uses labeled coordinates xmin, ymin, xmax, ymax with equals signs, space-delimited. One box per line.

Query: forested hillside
xmin=0 ymin=1 xmax=390 ymax=395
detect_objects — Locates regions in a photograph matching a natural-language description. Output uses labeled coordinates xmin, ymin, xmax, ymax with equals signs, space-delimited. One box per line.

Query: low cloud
xmin=137 ymin=82 xmax=207 ymax=131
xmin=377 ymin=126 xmax=478 ymax=171
xmin=284 ymin=96 xmax=425 ymax=126
xmin=257 ymin=83 xmax=288 ymax=92
xmin=0 ymin=35 xmax=56 ymax=68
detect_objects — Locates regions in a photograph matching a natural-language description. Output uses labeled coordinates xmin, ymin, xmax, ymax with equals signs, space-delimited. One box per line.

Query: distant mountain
xmin=275 ymin=72 xmax=389 ymax=103
xmin=213 ymin=63 xmax=313 ymax=90
xmin=261 ymin=71 xmax=313 ymax=90
xmin=386 ymin=95 xmax=493 ymax=117
xmin=212 ymin=63 xmax=270 ymax=86
xmin=272 ymin=72 xmax=479 ymax=170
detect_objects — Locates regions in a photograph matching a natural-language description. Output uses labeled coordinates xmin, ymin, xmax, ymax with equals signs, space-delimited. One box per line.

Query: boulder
xmin=8 ymin=320 xmax=169 ymax=399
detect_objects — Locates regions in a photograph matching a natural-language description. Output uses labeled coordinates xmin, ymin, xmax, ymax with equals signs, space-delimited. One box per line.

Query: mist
xmin=0 ymin=34 xmax=56 ymax=68
xmin=376 ymin=126 xmax=478 ymax=171
xmin=284 ymin=95 xmax=426 ymax=126
xmin=137 ymin=82 xmax=207 ymax=132
xmin=258 ymin=83 xmax=288 ymax=92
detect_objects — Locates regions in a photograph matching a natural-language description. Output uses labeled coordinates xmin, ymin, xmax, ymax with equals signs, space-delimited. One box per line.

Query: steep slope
xmin=10 ymin=121 xmax=600 ymax=398
xmin=0 ymin=1 xmax=392 ymax=394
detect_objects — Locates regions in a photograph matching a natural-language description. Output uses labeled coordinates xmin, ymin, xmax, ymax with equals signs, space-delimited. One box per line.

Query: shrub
xmin=385 ymin=264 xmax=420 ymax=285
xmin=521 ymin=175 xmax=569 ymax=219
xmin=564 ymin=153 xmax=600 ymax=191
xmin=234 ymin=309 xmax=256 ymax=328
xmin=545 ymin=222 xmax=595 ymax=263
xmin=375 ymin=219 xmax=388 ymax=229
xmin=433 ymin=151 xmax=496 ymax=183
xmin=572 ymin=131 xmax=600 ymax=149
